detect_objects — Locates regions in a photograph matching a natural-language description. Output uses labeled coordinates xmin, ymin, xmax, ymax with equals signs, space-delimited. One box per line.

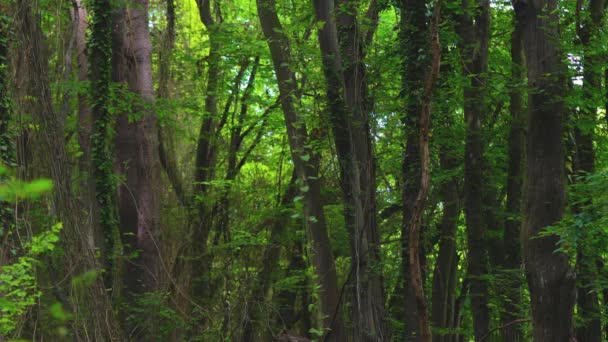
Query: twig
xmin=479 ymin=318 xmax=531 ymax=341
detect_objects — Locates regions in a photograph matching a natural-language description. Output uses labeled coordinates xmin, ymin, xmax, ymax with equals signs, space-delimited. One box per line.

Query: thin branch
xmin=479 ymin=319 xmax=531 ymax=341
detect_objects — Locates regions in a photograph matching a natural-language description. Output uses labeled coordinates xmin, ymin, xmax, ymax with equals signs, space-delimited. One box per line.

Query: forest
xmin=0 ymin=0 xmax=607 ymax=341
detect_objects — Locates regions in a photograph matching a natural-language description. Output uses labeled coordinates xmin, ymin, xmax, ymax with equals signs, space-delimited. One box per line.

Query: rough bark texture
xmin=13 ymin=1 xmax=122 ymax=339
xmin=500 ymin=10 xmax=525 ymax=342
xmin=313 ymin=0 xmax=387 ymax=339
xmin=256 ymin=1 xmax=345 ymax=340
xmin=112 ymin=0 xmax=163 ymax=298
xmin=397 ymin=0 xmax=427 ymax=338
xmin=457 ymin=0 xmax=491 ymax=338
xmin=518 ymin=0 xmax=576 ymax=340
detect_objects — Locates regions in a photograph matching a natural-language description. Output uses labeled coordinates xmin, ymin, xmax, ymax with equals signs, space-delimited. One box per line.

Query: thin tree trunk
xmin=313 ymin=0 xmax=387 ymax=339
xmin=256 ymin=1 xmax=345 ymax=340
xmin=72 ymin=0 xmax=101 ymax=254
xmin=0 ymin=1 xmax=14 ymax=271
xmin=407 ymin=3 xmax=441 ymax=340
xmin=518 ymin=0 xmax=576 ymax=340
xmin=157 ymin=0 xmax=187 ymax=207
xmin=191 ymin=0 xmax=221 ymax=304
xmin=431 ymin=115 xmax=461 ymax=342
xmin=397 ymin=0 xmax=427 ymax=337
xmin=457 ymin=0 xmax=491 ymax=338
xmin=573 ymin=2 xmax=605 ymax=341
xmin=500 ymin=9 xmax=525 ymax=342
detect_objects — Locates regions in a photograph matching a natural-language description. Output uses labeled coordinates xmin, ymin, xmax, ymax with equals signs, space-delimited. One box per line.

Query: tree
xmin=500 ymin=8 xmax=526 ymax=342
xmin=518 ymin=0 xmax=576 ymax=340
xmin=573 ymin=1 xmax=606 ymax=340
xmin=111 ymin=0 xmax=163 ymax=299
xmin=311 ymin=0 xmax=388 ymax=339
xmin=256 ymin=0 xmax=345 ymax=339
xmin=397 ymin=0 xmax=428 ymax=338
xmin=457 ymin=0 xmax=491 ymax=338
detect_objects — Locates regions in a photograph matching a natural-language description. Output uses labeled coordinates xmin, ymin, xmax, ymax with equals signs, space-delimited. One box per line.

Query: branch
xmin=479 ymin=319 xmax=531 ymax=341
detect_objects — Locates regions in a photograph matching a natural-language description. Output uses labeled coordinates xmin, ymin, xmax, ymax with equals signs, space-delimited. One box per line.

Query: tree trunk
xmin=157 ymin=0 xmax=186 ymax=207
xmin=112 ymin=0 xmax=162 ymax=298
xmin=397 ymin=0 xmax=427 ymax=337
xmin=500 ymin=9 xmax=525 ymax=342
xmin=0 ymin=1 xmax=14 ymax=270
xmin=313 ymin=0 xmax=388 ymax=339
xmin=13 ymin=1 xmax=122 ymax=339
xmin=256 ymin=1 xmax=345 ymax=339
xmin=407 ymin=4 xmax=441 ymax=340
xmin=518 ymin=0 xmax=576 ymax=340
xmin=573 ymin=2 xmax=605 ymax=341
xmin=191 ymin=0 xmax=221 ymax=304
xmin=431 ymin=114 xmax=461 ymax=342
xmin=457 ymin=0 xmax=491 ymax=338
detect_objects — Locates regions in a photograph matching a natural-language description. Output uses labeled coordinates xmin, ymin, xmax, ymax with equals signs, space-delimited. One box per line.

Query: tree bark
xmin=157 ymin=0 xmax=186 ymax=207
xmin=431 ymin=105 xmax=461 ymax=342
xmin=397 ymin=0 xmax=428 ymax=337
xmin=0 ymin=0 xmax=14 ymax=271
xmin=518 ymin=0 xmax=576 ymax=340
xmin=13 ymin=1 xmax=122 ymax=339
xmin=191 ymin=0 xmax=222 ymax=304
xmin=457 ymin=0 xmax=491 ymax=338
xmin=313 ymin=0 xmax=388 ymax=339
xmin=256 ymin=1 xmax=345 ymax=340
xmin=500 ymin=9 xmax=525 ymax=342
xmin=407 ymin=4 xmax=441 ymax=340
xmin=112 ymin=0 xmax=163 ymax=298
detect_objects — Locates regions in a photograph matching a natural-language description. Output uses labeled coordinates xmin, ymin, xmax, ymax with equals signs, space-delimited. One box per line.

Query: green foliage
xmin=0 ymin=223 xmax=62 ymax=335
xmin=544 ymin=170 xmax=608 ymax=263
xmin=126 ymin=291 xmax=189 ymax=340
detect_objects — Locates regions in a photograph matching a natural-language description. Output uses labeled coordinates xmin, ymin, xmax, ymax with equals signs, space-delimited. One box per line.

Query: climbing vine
xmin=88 ymin=0 xmax=121 ymax=292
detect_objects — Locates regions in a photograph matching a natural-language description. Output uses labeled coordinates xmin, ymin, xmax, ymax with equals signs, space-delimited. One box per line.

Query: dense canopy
xmin=1 ymin=0 xmax=607 ymax=341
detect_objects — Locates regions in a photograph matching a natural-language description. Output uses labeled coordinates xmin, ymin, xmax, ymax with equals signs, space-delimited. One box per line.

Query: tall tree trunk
xmin=72 ymin=0 xmax=101 ymax=253
xmin=457 ymin=0 xmax=491 ymax=338
xmin=431 ymin=107 xmax=461 ymax=342
xmin=500 ymin=9 xmax=525 ymax=342
xmin=518 ymin=0 xmax=576 ymax=340
xmin=157 ymin=0 xmax=186 ymax=206
xmin=574 ymin=2 xmax=605 ymax=341
xmin=313 ymin=0 xmax=388 ymax=339
xmin=256 ymin=1 xmax=345 ymax=340
xmin=191 ymin=0 xmax=221 ymax=304
xmin=397 ymin=0 xmax=427 ymax=337
xmin=407 ymin=2 xmax=441 ymax=339
xmin=0 ymin=1 xmax=14 ymax=269
xmin=91 ymin=0 xmax=123 ymax=299
xmin=13 ymin=1 xmax=122 ymax=339
xmin=112 ymin=0 xmax=162 ymax=298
